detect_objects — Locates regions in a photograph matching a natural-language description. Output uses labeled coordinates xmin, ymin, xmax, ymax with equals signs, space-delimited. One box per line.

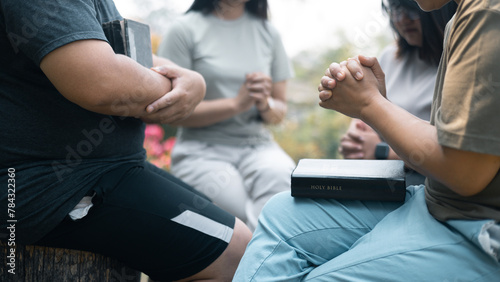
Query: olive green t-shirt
xmin=426 ymin=0 xmax=500 ymax=221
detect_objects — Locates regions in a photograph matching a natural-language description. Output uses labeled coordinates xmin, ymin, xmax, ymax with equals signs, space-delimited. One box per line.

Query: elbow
xmin=446 ymin=179 xmax=490 ymax=197
xmin=62 ymin=80 xmax=137 ymax=116
xmin=81 ymin=84 xmax=115 ymax=109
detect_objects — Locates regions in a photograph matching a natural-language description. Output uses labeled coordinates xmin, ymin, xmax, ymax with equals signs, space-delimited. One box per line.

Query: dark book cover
xmin=102 ymin=19 xmax=153 ymax=68
xmin=291 ymin=159 xmax=407 ymax=202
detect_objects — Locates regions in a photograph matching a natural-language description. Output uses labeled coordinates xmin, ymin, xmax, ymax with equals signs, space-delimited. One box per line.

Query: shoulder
xmin=3 ymin=0 xmax=113 ymax=64
xmin=447 ymin=0 xmax=500 ymax=61
xmin=378 ymin=44 xmax=398 ymax=68
xmin=251 ymin=15 xmax=285 ymax=48
xmin=263 ymin=19 xmax=280 ymax=35
xmin=262 ymin=18 xmax=283 ymax=39
xmin=169 ymin=12 xmax=206 ymax=31
xmin=164 ymin=12 xmax=206 ymax=41
xmin=176 ymin=11 xmax=207 ymax=24
xmin=451 ymin=0 xmax=500 ymax=34
xmin=457 ymin=0 xmax=500 ymax=14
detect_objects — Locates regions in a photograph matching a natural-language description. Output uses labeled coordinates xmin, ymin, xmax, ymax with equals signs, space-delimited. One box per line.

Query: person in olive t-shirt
xmin=233 ymin=0 xmax=500 ymax=280
xmin=0 ymin=0 xmax=251 ymax=281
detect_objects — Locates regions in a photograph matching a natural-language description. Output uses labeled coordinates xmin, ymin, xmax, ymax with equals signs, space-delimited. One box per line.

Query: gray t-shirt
xmin=379 ymin=44 xmax=436 ymax=121
xmin=426 ymin=0 xmax=500 ymax=221
xmin=158 ymin=11 xmax=294 ymax=146
xmin=0 ymin=0 xmax=146 ymax=243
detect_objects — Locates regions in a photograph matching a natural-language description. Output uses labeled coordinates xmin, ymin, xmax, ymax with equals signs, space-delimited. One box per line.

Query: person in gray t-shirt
xmin=158 ymin=0 xmax=295 ymax=230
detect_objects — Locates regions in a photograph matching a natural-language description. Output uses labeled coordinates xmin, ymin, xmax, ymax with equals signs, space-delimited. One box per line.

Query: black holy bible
xmin=291 ymin=159 xmax=407 ymax=202
xmin=102 ymin=18 xmax=153 ymax=68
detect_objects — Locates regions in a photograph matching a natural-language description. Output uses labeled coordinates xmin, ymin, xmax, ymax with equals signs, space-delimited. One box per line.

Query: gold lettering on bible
xmin=327 ymin=186 xmax=342 ymax=191
xmin=310 ymin=185 xmax=325 ymax=190
xmin=309 ymin=185 xmax=342 ymax=191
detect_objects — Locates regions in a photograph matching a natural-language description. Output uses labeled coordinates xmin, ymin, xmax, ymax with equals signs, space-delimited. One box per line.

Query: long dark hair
xmin=382 ymin=0 xmax=457 ymax=66
xmin=187 ymin=0 xmax=268 ymax=20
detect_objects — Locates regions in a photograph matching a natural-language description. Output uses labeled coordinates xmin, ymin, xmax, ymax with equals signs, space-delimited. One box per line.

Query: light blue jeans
xmin=171 ymin=140 xmax=295 ymax=231
xmin=234 ymin=186 xmax=500 ymax=281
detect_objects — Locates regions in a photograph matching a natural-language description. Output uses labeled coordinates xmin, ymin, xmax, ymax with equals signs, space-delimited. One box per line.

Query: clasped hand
xmin=235 ymin=72 xmax=273 ymax=113
xmin=318 ymin=55 xmax=386 ymax=119
xmin=141 ymin=65 xmax=206 ymax=124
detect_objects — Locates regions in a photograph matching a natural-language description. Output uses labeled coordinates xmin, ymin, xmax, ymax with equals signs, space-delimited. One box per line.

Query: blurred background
xmin=115 ymin=0 xmax=394 ymax=166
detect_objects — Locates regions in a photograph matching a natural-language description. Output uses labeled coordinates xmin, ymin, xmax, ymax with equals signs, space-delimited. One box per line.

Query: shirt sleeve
xmin=1 ymin=0 xmax=112 ymax=65
xmin=268 ymin=23 xmax=294 ymax=83
xmin=436 ymin=8 xmax=500 ymax=156
xmin=156 ymin=18 xmax=193 ymax=69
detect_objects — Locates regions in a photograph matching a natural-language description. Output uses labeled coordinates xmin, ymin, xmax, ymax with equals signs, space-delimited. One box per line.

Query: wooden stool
xmin=0 ymin=241 xmax=141 ymax=281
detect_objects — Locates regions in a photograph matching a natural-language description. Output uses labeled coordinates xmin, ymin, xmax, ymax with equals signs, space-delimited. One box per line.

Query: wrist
xmin=259 ymin=97 xmax=274 ymax=113
xmin=359 ymin=94 xmax=388 ymax=125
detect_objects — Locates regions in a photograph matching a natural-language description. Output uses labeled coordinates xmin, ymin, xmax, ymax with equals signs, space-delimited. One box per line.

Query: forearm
xmin=91 ymin=55 xmax=172 ymax=117
xmin=40 ymin=40 xmax=172 ymax=117
xmin=387 ymin=147 xmax=401 ymax=160
xmin=362 ymin=95 xmax=500 ymax=196
xmin=153 ymin=54 xmax=175 ymax=68
xmin=171 ymin=98 xmax=240 ymax=128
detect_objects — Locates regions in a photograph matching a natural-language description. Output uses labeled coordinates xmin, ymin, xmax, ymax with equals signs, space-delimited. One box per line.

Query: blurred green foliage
xmin=269 ymin=41 xmax=359 ymax=163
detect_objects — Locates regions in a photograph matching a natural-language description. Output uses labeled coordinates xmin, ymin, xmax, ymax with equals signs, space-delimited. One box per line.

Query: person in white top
xmin=338 ymin=0 xmax=457 ymax=171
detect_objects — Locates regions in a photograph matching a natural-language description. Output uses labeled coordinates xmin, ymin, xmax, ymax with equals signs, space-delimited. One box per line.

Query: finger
xmin=318 ymin=83 xmax=333 ymax=101
xmin=147 ymin=67 xmax=181 ymax=114
xmin=320 ymin=76 xmax=336 ymax=90
xmin=247 ymin=84 xmax=264 ymax=92
xmin=341 ymin=141 xmax=363 ymax=152
xmin=248 ymin=73 xmax=272 ymax=83
xmin=327 ymin=62 xmax=346 ymax=81
xmin=359 ymin=55 xmax=385 ymax=80
xmin=324 ymin=68 xmax=334 ymax=78
xmin=247 ymin=82 xmax=271 ymax=94
xmin=145 ymin=93 xmax=171 ymax=113
xmin=248 ymin=92 xmax=266 ymax=101
xmin=340 ymin=134 xmax=352 ymax=142
xmin=358 ymin=55 xmax=377 ymax=68
xmin=319 ymin=90 xmax=333 ymax=102
xmin=346 ymin=131 xmax=364 ymax=142
xmin=142 ymin=96 xmax=192 ymax=124
xmin=346 ymin=58 xmax=364 ymax=81
xmin=343 ymin=152 xmax=365 ymax=159
xmin=354 ymin=119 xmax=369 ymax=130
xmin=141 ymin=108 xmax=179 ymax=124
xmin=151 ymin=65 xmax=180 ymax=79
xmin=339 ymin=140 xmax=364 ymax=158
xmin=146 ymin=86 xmax=184 ymax=113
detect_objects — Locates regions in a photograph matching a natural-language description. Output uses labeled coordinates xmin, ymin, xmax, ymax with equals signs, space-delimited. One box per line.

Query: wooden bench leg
xmin=0 ymin=241 xmax=141 ymax=281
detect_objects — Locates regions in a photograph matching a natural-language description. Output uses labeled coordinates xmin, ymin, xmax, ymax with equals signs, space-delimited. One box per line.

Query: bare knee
xmin=174 ymin=218 xmax=252 ymax=282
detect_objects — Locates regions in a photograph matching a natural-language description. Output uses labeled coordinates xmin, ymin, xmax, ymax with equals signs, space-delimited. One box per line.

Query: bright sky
xmin=114 ymin=0 xmax=392 ymax=57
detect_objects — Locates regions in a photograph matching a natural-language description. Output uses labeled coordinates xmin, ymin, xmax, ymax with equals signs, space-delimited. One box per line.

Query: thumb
xmin=358 ymin=55 xmax=386 ymax=97
xmin=358 ymin=55 xmax=385 ymax=80
xmin=357 ymin=55 xmax=375 ymax=66
xmin=358 ymin=55 xmax=381 ymax=73
xmin=151 ymin=65 xmax=180 ymax=79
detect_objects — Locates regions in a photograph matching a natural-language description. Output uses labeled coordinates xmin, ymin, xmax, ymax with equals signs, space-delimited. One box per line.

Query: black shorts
xmin=36 ymin=161 xmax=235 ymax=281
